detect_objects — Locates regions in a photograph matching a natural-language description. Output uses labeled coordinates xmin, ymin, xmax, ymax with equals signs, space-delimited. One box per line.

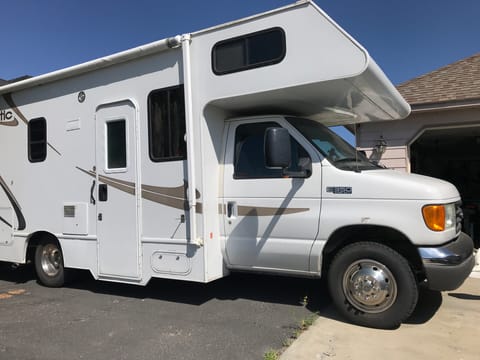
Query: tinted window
xmin=213 ymin=28 xmax=286 ymax=75
xmin=106 ymin=120 xmax=127 ymax=169
xmin=148 ymin=85 xmax=186 ymax=162
xmin=28 ymin=117 xmax=47 ymax=163
xmin=234 ymin=122 xmax=310 ymax=179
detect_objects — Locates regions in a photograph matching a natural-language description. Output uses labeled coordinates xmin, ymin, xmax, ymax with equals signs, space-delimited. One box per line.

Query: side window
xmin=28 ymin=117 xmax=47 ymax=163
xmin=234 ymin=122 xmax=310 ymax=179
xmin=148 ymin=85 xmax=186 ymax=162
xmin=212 ymin=27 xmax=286 ymax=75
xmin=106 ymin=119 xmax=127 ymax=169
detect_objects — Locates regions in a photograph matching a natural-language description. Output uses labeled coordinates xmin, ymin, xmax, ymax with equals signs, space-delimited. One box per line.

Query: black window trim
xmin=147 ymin=84 xmax=186 ymax=163
xmin=28 ymin=117 xmax=47 ymax=163
xmin=212 ymin=27 xmax=286 ymax=75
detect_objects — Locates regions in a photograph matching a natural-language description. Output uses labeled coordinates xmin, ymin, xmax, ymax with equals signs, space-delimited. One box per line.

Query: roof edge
xmin=0 ymin=36 xmax=182 ymax=95
xmin=410 ymin=98 xmax=480 ymax=113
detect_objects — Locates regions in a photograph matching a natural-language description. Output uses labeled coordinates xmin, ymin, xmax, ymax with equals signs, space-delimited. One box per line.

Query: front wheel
xmin=34 ymin=238 xmax=65 ymax=287
xmin=328 ymin=242 xmax=418 ymax=329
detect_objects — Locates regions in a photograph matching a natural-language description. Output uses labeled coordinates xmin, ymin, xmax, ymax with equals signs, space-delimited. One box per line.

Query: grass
xmin=263 ymin=350 xmax=280 ymax=360
xmin=263 ymin=294 xmax=319 ymax=360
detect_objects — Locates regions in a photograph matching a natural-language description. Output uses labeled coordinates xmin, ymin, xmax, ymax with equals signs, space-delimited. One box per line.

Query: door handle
xmin=227 ymin=201 xmax=237 ymax=218
xmin=90 ymin=180 xmax=96 ymax=205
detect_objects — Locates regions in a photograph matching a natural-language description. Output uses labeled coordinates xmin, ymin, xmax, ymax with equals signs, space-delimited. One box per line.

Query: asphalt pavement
xmin=2 ymin=257 xmax=479 ymax=360
xmin=0 ymin=263 xmax=324 ymax=360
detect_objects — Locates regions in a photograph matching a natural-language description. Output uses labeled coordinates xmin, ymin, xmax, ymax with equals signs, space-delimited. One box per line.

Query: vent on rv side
xmin=62 ymin=203 xmax=88 ymax=235
xmin=64 ymin=205 xmax=75 ymax=218
xmin=212 ymin=27 xmax=286 ymax=75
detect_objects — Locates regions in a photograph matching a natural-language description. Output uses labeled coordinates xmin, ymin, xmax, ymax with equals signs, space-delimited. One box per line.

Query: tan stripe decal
xmin=0 ymin=118 xmax=19 ymax=127
xmin=2 ymin=93 xmax=28 ymax=125
xmin=98 ymin=175 xmax=135 ymax=195
xmin=142 ymin=183 xmax=200 ymax=200
xmin=47 ymin=143 xmax=62 ymax=156
xmin=76 ymin=167 xmax=306 ymax=216
xmin=76 ymin=167 xmax=201 ymax=212
xmin=2 ymin=94 xmax=61 ymax=155
xmin=142 ymin=183 xmax=185 ymax=199
xmin=238 ymin=205 xmax=309 ymax=216
xmin=76 ymin=167 xmax=135 ymax=193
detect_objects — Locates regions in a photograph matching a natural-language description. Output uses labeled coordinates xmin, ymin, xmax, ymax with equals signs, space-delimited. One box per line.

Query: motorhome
xmin=0 ymin=1 xmax=474 ymax=328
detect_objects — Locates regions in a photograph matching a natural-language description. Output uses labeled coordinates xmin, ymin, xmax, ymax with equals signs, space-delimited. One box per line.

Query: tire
xmin=328 ymin=242 xmax=418 ymax=329
xmin=34 ymin=238 xmax=65 ymax=287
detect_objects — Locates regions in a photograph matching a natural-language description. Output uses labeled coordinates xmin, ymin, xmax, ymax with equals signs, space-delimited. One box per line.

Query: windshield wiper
xmin=333 ymin=157 xmax=360 ymax=164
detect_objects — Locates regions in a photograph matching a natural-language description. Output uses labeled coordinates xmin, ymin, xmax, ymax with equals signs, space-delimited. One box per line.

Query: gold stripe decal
xmin=76 ymin=167 xmax=202 ymax=213
xmin=77 ymin=167 xmax=307 ymax=216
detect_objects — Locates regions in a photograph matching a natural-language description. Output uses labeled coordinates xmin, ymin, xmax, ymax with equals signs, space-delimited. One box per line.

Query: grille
xmin=455 ymin=202 xmax=463 ymax=234
xmin=64 ymin=205 xmax=75 ymax=218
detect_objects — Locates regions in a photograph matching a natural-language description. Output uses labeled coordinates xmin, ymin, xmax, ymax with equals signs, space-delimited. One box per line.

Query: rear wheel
xmin=34 ymin=238 xmax=65 ymax=287
xmin=328 ymin=242 xmax=418 ymax=329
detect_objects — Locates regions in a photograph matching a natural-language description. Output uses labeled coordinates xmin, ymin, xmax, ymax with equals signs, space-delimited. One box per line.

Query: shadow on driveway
xmin=0 ymin=261 xmax=443 ymax=326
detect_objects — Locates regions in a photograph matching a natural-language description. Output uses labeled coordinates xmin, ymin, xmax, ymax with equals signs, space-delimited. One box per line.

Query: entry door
xmin=95 ymin=101 xmax=139 ymax=279
xmin=222 ymin=119 xmax=322 ymax=272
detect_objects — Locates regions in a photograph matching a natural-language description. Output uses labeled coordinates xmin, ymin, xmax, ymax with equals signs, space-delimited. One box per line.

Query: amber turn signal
xmin=422 ymin=205 xmax=445 ymax=231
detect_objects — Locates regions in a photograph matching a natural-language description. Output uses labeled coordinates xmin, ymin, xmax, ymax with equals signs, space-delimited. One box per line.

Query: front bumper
xmin=419 ymin=232 xmax=475 ymax=291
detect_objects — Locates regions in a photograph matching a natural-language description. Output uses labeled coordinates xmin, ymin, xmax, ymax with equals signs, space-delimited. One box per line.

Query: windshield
xmin=287 ymin=117 xmax=380 ymax=171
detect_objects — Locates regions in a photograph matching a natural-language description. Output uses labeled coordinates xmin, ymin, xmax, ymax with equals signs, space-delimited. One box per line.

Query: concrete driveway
xmin=281 ymin=276 xmax=480 ymax=360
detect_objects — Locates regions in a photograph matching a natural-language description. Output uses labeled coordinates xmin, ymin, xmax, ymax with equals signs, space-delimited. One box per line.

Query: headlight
xmin=422 ymin=203 xmax=456 ymax=232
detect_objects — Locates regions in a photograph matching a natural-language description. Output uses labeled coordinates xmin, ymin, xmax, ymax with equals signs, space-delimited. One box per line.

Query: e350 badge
xmin=326 ymin=186 xmax=352 ymax=194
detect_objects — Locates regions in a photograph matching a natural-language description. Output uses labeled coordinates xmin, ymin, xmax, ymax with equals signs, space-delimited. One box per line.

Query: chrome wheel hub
xmin=343 ymin=259 xmax=397 ymax=313
xmin=40 ymin=244 xmax=62 ymax=277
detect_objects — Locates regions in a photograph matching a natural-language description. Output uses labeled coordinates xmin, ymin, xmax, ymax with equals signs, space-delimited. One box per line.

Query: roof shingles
xmin=397 ymin=53 xmax=480 ymax=105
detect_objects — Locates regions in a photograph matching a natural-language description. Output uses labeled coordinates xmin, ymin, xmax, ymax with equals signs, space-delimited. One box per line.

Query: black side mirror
xmin=265 ymin=127 xmax=291 ymax=169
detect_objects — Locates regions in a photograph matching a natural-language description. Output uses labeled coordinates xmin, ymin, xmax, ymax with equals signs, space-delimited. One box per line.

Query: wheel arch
xmin=321 ymin=225 xmax=425 ymax=282
xmin=26 ymin=231 xmax=61 ymax=264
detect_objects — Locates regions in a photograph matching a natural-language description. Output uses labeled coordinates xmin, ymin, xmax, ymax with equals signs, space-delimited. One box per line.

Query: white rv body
xmin=0 ymin=1 xmax=474 ymax=327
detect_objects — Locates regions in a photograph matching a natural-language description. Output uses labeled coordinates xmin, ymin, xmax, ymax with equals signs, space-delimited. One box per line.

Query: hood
xmin=324 ymin=168 xmax=460 ymax=201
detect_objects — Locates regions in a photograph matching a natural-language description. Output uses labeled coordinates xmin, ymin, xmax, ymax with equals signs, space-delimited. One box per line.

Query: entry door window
xmin=106 ymin=119 xmax=127 ymax=169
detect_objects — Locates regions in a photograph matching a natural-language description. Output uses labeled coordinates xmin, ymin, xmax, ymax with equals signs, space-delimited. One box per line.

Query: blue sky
xmin=1 ymin=0 xmax=479 ymax=141
xmin=2 ymin=0 xmax=478 ymax=83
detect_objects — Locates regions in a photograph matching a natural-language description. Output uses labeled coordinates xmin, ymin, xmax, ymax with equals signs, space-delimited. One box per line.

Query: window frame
xmin=233 ymin=121 xmax=311 ymax=180
xmin=147 ymin=84 xmax=187 ymax=163
xmin=212 ymin=27 xmax=286 ymax=75
xmin=28 ymin=117 xmax=47 ymax=163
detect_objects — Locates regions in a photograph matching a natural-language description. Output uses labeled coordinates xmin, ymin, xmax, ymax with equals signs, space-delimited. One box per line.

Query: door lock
xmin=227 ymin=201 xmax=237 ymax=219
xmin=99 ymin=184 xmax=108 ymax=202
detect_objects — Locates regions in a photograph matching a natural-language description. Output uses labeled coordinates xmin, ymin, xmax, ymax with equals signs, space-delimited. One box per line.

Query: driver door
xmin=222 ymin=118 xmax=322 ymax=272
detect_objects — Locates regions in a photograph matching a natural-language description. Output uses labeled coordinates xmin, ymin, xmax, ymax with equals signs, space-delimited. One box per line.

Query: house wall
xmin=356 ymin=107 xmax=480 ymax=172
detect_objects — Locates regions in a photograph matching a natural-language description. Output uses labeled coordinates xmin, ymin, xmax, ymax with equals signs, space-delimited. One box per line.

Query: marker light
xmin=422 ymin=204 xmax=456 ymax=232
